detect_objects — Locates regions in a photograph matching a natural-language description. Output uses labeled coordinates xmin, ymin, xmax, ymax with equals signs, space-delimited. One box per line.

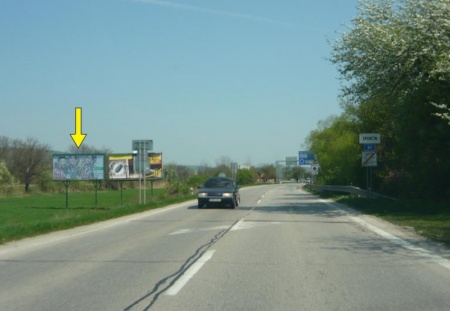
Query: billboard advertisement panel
xmin=108 ymin=153 xmax=163 ymax=180
xmin=148 ymin=153 xmax=162 ymax=178
xmin=53 ymin=154 xmax=105 ymax=180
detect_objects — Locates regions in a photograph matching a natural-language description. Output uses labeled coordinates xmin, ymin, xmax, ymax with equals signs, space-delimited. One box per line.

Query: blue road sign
xmin=364 ymin=144 xmax=376 ymax=151
xmin=298 ymin=151 xmax=315 ymax=165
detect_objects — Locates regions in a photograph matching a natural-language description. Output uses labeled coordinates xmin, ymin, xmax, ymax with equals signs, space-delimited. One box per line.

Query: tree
xmin=163 ymin=163 xmax=195 ymax=196
xmin=258 ymin=164 xmax=276 ymax=181
xmin=10 ymin=137 xmax=51 ymax=192
xmin=0 ymin=136 xmax=11 ymax=161
xmin=305 ymin=115 xmax=361 ymax=186
xmin=331 ymin=0 xmax=449 ymax=113
xmin=67 ymin=144 xmax=112 ymax=155
xmin=187 ymin=174 xmax=208 ymax=188
xmin=0 ymin=160 xmax=16 ymax=193
xmin=236 ymin=168 xmax=258 ymax=185
xmin=168 ymin=164 xmax=195 ymax=180
xmin=330 ymin=0 xmax=450 ymax=198
xmin=280 ymin=166 xmax=306 ymax=182
xmin=213 ymin=156 xmax=233 ymax=177
xmin=291 ymin=166 xmax=307 ymax=182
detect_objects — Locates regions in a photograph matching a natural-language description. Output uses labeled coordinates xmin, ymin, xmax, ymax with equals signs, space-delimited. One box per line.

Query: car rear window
xmin=204 ymin=178 xmax=234 ymax=188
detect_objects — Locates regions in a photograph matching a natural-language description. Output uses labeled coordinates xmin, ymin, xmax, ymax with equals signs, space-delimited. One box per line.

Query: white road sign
xmin=359 ymin=133 xmax=381 ymax=144
xmin=362 ymin=152 xmax=377 ymax=167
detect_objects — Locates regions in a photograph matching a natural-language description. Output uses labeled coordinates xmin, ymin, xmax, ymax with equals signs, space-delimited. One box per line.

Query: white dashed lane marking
xmin=165 ymin=250 xmax=216 ymax=296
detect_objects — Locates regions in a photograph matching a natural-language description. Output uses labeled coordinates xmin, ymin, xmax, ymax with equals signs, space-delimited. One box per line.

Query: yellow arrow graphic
xmin=70 ymin=107 xmax=87 ymax=148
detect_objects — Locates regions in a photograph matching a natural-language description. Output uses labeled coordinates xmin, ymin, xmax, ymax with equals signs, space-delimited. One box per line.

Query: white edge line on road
xmin=350 ymin=216 xmax=450 ymax=271
xmin=321 ymin=199 xmax=450 ymax=271
xmin=165 ymin=249 xmax=216 ymax=296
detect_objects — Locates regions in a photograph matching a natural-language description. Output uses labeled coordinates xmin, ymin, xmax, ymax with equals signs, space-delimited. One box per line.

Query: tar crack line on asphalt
xmin=122 ymin=219 xmax=240 ymax=311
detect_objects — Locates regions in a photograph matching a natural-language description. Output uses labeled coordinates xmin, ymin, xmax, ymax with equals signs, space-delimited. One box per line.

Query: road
xmin=1 ymin=184 xmax=449 ymax=310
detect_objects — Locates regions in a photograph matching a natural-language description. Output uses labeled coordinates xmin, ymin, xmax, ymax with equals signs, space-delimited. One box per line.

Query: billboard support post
xmin=359 ymin=133 xmax=380 ymax=194
xmin=119 ymin=181 xmax=124 ymax=206
xmin=63 ymin=180 xmax=71 ymax=209
xmin=93 ymin=180 xmax=101 ymax=208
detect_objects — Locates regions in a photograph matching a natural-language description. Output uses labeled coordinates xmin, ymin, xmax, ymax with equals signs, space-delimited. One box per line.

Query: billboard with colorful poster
xmin=108 ymin=153 xmax=163 ymax=180
xmin=53 ymin=154 xmax=105 ymax=180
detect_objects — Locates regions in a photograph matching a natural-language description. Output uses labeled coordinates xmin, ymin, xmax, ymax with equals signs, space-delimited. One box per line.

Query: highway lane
xmin=1 ymin=184 xmax=450 ymax=310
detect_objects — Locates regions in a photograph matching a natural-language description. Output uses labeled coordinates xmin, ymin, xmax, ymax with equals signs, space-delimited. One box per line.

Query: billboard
xmin=108 ymin=153 xmax=163 ymax=180
xmin=53 ymin=154 xmax=105 ymax=180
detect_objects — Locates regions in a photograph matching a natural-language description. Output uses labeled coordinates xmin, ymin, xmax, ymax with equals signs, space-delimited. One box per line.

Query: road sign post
xmin=362 ymin=152 xmax=377 ymax=167
xmin=132 ymin=140 xmax=153 ymax=204
xmin=359 ymin=134 xmax=380 ymax=196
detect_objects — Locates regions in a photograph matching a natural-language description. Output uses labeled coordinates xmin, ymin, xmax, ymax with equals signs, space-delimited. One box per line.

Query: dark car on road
xmin=198 ymin=176 xmax=240 ymax=209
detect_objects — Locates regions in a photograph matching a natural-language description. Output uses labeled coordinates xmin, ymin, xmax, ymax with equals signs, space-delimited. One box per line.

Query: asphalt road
xmin=1 ymin=184 xmax=450 ymax=311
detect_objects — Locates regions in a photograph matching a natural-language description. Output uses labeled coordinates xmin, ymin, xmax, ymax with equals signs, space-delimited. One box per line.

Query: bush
xmin=165 ymin=180 xmax=190 ymax=196
xmin=236 ymin=169 xmax=257 ymax=185
xmin=0 ymin=160 xmax=16 ymax=194
xmin=35 ymin=170 xmax=58 ymax=192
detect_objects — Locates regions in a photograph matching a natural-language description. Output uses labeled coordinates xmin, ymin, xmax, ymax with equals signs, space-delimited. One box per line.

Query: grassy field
xmin=314 ymin=190 xmax=450 ymax=247
xmin=0 ymin=189 xmax=196 ymax=245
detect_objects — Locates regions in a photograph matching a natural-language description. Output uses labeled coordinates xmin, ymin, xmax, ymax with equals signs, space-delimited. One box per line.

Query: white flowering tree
xmin=330 ymin=0 xmax=450 ymax=198
xmin=0 ymin=160 xmax=16 ymax=193
xmin=331 ymin=0 xmax=449 ymax=123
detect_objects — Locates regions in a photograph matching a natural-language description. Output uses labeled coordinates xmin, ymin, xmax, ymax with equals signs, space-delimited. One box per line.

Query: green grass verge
xmin=0 ymin=189 xmax=196 ymax=245
xmin=309 ymin=189 xmax=450 ymax=246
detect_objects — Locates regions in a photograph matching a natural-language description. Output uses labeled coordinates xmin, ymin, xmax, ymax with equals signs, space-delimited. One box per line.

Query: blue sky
xmin=0 ymin=0 xmax=358 ymax=166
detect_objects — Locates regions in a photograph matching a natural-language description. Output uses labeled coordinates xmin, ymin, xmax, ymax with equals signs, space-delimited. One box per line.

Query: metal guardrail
xmin=304 ymin=184 xmax=396 ymax=200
